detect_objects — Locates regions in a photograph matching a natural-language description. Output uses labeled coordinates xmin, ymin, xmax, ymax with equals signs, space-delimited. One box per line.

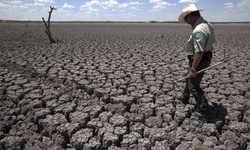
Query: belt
xmin=188 ymin=51 xmax=212 ymax=60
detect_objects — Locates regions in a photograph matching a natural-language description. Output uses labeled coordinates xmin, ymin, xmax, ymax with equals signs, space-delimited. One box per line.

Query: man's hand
xmin=189 ymin=70 xmax=197 ymax=78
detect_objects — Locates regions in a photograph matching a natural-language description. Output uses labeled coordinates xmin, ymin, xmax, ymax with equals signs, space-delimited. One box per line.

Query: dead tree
xmin=42 ymin=6 xmax=57 ymax=43
xmin=25 ymin=20 xmax=29 ymax=28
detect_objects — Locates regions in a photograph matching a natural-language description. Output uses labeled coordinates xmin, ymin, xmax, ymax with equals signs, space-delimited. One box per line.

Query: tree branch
xmin=42 ymin=17 xmax=48 ymax=30
xmin=42 ymin=6 xmax=57 ymax=44
xmin=48 ymin=7 xmax=56 ymax=29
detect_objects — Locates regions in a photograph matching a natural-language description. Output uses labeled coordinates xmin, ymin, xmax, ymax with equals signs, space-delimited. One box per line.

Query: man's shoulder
xmin=193 ymin=24 xmax=205 ymax=33
xmin=193 ymin=21 xmax=211 ymax=33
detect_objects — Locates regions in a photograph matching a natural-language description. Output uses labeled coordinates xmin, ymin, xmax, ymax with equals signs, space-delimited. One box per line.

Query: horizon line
xmin=1 ymin=19 xmax=250 ymax=23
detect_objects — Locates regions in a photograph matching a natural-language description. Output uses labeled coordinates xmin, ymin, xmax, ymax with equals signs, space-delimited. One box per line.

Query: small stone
xmin=71 ymin=128 xmax=93 ymax=150
xmin=109 ymin=114 xmax=127 ymax=127
xmin=152 ymin=140 xmax=171 ymax=150
xmin=145 ymin=116 xmax=162 ymax=128
xmin=102 ymin=132 xmax=119 ymax=148
xmin=121 ymin=132 xmax=141 ymax=147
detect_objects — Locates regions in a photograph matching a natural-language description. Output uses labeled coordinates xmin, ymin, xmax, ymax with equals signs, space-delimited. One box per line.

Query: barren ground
xmin=0 ymin=23 xmax=250 ymax=150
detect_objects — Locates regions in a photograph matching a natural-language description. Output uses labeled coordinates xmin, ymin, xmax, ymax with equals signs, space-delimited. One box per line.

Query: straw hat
xmin=178 ymin=4 xmax=204 ymax=23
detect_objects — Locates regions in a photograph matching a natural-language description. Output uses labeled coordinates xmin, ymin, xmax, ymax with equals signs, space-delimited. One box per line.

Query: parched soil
xmin=0 ymin=23 xmax=250 ymax=150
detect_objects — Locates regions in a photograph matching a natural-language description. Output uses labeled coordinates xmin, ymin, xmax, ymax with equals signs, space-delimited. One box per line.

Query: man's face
xmin=184 ymin=14 xmax=191 ymax=24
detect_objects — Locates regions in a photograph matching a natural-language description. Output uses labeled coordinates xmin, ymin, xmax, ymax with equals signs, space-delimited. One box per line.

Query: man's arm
xmin=189 ymin=52 xmax=203 ymax=78
xmin=192 ymin=52 xmax=203 ymax=69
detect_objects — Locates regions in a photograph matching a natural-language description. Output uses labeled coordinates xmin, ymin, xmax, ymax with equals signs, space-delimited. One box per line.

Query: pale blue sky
xmin=0 ymin=0 xmax=250 ymax=22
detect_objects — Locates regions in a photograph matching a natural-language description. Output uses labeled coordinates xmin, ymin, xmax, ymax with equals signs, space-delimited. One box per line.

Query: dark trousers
xmin=183 ymin=52 xmax=212 ymax=110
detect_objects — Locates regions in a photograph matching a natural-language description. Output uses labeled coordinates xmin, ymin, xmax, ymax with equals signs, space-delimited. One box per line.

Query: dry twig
xmin=42 ymin=6 xmax=57 ymax=44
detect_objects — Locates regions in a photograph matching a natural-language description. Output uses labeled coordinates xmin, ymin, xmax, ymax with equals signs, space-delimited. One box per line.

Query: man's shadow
xmin=201 ymin=102 xmax=228 ymax=132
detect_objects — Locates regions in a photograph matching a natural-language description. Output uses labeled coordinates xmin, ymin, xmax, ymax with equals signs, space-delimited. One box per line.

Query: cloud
xmin=34 ymin=0 xmax=55 ymax=3
xmin=151 ymin=5 xmax=165 ymax=11
xmin=80 ymin=0 xmax=144 ymax=12
xmin=33 ymin=0 xmax=55 ymax=7
xmin=149 ymin=0 xmax=160 ymax=3
xmin=224 ymin=3 xmax=233 ymax=9
xmin=0 ymin=0 xmax=56 ymax=11
xmin=0 ymin=2 xmax=11 ymax=8
xmin=0 ymin=1 xmax=19 ymax=12
xmin=130 ymin=6 xmax=141 ymax=11
xmin=149 ymin=0 xmax=176 ymax=12
xmin=34 ymin=3 xmax=45 ymax=6
xmin=102 ymin=0 xmax=119 ymax=8
xmin=118 ymin=3 xmax=129 ymax=8
xmin=19 ymin=3 xmax=31 ymax=9
xmin=3 ymin=0 xmax=23 ymax=5
xmin=80 ymin=0 xmax=103 ymax=12
xmin=131 ymin=6 xmax=136 ymax=10
xmin=63 ymin=3 xmax=75 ymax=8
xmin=178 ymin=0 xmax=198 ymax=3
xmin=56 ymin=8 xmax=72 ymax=13
xmin=129 ymin=1 xmax=144 ymax=5
xmin=149 ymin=0 xmax=161 ymax=3
xmin=237 ymin=0 xmax=250 ymax=8
xmin=19 ymin=3 xmax=38 ymax=8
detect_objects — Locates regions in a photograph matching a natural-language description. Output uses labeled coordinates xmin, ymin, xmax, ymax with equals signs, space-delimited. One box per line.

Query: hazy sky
xmin=0 ymin=0 xmax=250 ymax=22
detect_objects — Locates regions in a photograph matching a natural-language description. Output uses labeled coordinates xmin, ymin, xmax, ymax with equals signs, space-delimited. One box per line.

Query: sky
xmin=0 ymin=0 xmax=250 ymax=22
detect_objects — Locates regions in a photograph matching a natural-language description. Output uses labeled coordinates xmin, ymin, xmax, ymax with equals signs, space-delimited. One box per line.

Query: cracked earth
xmin=0 ymin=23 xmax=250 ymax=150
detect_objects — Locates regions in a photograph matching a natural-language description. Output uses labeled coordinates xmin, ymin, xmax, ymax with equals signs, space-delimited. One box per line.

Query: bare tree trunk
xmin=25 ymin=20 xmax=29 ymax=28
xmin=42 ymin=6 xmax=57 ymax=44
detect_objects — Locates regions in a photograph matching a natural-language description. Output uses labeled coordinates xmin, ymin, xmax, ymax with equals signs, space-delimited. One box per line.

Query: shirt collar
xmin=192 ymin=17 xmax=204 ymax=30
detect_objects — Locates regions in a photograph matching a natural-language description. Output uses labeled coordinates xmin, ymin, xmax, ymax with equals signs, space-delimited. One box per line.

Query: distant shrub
xmin=148 ymin=20 xmax=158 ymax=23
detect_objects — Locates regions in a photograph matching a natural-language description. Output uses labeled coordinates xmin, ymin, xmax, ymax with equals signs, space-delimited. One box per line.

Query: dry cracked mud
xmin=0 ymin=23 xmax=250 ymax=150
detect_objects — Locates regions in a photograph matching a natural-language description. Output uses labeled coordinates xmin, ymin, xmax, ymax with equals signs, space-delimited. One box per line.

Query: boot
xmin=194 ymin=106 xmax=214 ymax=119
xmin=176 ymin=93 xmax=190 ymax=104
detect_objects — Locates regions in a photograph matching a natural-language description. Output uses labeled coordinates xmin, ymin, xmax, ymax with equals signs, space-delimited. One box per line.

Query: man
xmin=177 ymin=4 xmax=215 ymax=118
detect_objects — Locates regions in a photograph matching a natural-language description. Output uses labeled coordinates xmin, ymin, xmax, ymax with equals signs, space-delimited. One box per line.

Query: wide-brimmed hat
xmin=178 ymin=4 xmax=204 ymax=23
